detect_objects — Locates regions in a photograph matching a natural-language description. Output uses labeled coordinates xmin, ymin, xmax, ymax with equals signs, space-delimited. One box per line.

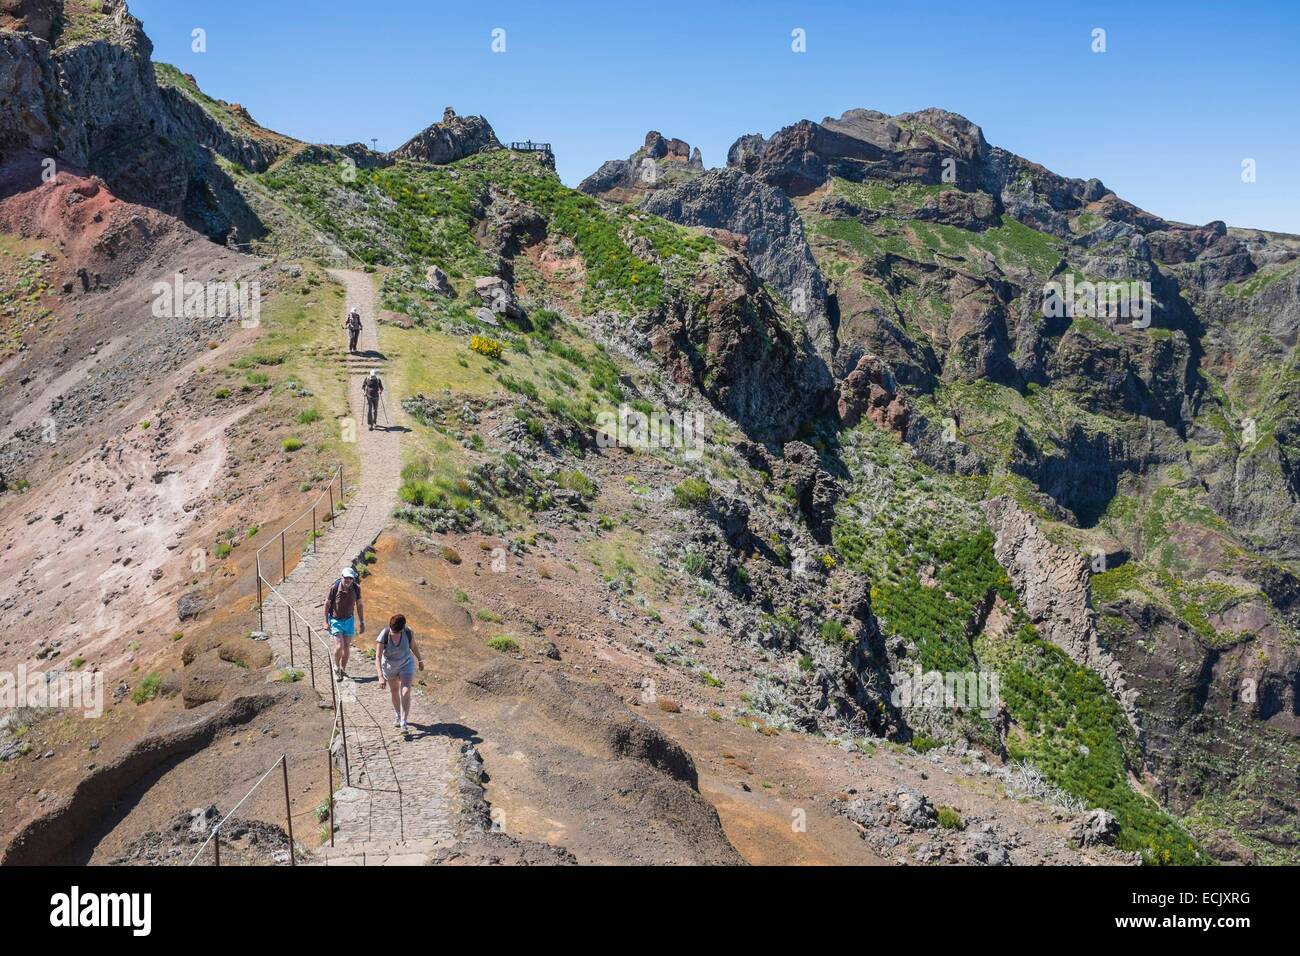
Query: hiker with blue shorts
xmin=325 ymin=567 xmax=365 ymax=681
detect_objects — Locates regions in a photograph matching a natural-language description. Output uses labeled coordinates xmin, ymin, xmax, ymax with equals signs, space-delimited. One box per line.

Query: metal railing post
xmin=287 ymin=607 xmax=294 ymax=667
xmin=213 ymin=825 xmax=220 ymax=867
xmin=255 ymin=557 xmax=264 ymax=632
xmin=339 ymin=700 xmax=351 ymax=787
xmin=307 ymin=622 xmax=317 ymax=690
xmin=312 ymin=507 xmax=317 ymax=553
xmin=281 ymin=754 xmax=295 ymax=867
xmin=280 ymin=529 xmax=287 ymax=584
xmin=327 ymin=749 xmax=335 ymax=848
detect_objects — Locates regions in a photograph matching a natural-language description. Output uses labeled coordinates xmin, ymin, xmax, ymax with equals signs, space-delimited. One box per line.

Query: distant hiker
xmin=325 ymin=566 xmax=365 ymax=680
xmin=344 ymin=306 xmax=362 ymax=353
xmin=363 ymin=369 xmax=384 ymax=431
xmin=376 ymin=613 xmax=423 ymax=731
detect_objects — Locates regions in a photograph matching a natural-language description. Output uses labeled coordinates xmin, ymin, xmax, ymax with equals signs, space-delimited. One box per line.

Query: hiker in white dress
xmin=376 ymin=613 xmax=423 ymax=731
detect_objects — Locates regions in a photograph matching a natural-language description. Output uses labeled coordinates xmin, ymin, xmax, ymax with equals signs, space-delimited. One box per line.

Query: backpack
xmin=380 ymin=627 xmax=410 ymax=650
xmin=363 ymin=376 xmax=382 ymax=398
xmin=325 ymin=578 xmax=358 ymax=618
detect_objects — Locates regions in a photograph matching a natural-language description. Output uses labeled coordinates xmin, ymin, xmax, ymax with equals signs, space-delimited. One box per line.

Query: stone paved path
xmin=259 ymin=269 xmax=458 ymax=865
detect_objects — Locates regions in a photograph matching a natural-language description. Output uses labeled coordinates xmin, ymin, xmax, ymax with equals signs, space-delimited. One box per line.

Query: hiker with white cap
xmin=363 ymin=369 xmax=384 ymax=431
xmin=344 ymin=305 xmax=362 ymax=353
xmin=324 ymin=566 xmax=365 ymax=680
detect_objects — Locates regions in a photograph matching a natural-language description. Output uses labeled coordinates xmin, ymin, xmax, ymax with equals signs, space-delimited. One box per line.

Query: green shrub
xmin=282 ymin=437 xmax=304 ymax=452
xmin=555 ymin=469 xmax=596 ymax=498
xmin=683 ymin=551 xmax=709 ymax=578
xmin=487 ymin=635 xmax=519 ymax=653
xmin=499 ymin=374 xmax=538 ymax=400
xmin=131 ymin=673 xmax=163 ymax=705
xmin=820 ymin=619 xmax=850 ymax=644
xmin=937 ymin=806 xmax=964 ymax=830
xmin=673 ymin=477 xmax=711 ymax=509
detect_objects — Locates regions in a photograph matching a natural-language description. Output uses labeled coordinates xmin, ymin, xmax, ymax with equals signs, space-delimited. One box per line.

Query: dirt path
xmin=259 ymin=270 xmax=460 ymax=864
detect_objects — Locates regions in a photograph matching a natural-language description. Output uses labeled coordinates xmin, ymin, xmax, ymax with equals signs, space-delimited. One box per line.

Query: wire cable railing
xmin=184 ymin=462 xmax=405 ymax=863
xmin=250 ymin=465 xmax=405 ymax=847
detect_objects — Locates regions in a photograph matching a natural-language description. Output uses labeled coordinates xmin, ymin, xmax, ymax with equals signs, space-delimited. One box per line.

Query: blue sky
xmin=131 ymin=0 xmax=1300 ymax=232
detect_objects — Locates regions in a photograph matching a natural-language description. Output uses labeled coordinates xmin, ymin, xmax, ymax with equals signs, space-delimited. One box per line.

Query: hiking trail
xmin=259 ymin=269 xmax=461 ymax=865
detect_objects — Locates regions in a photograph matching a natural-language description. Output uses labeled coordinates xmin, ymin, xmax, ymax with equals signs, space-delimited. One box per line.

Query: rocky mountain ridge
xmin=2 ymin=0 xmax=1296 ymax=863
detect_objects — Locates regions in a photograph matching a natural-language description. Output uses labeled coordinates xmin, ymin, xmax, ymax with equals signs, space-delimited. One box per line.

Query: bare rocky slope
xmin=1 ymin=1 xmax=1295 ymax=865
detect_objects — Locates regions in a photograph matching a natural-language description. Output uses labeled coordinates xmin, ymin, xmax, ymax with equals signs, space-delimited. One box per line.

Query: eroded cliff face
xmin=983 ymin=496 xmax=1142 ymax=738
xmin=579 ymin=106 xmax=1299 ymax=858
xmin=640 ymin=248 xmax=832 ymax=443
xmin=0 ymin=0 xmax=295 ymax=241
xmin=641 ymin=167 xmax=837 ymax=365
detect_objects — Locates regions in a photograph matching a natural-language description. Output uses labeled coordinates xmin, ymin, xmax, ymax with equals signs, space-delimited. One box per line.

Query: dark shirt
xmin=328 ymin=579 xmax=361 ymax=619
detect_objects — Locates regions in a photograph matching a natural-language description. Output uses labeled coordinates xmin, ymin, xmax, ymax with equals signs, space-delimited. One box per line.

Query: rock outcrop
xmin=837 ymin=353 xmax=908 ymax=437
xmin=983 ymin=495 xmax=1143 ymax=740
xmin=641 ymin=167 xmax=836 ymax=362
xmin=0 ymin=0 xmax=58 ymax=38
xmin=642 ymin=248 xmax=832 ymax=443
xmin=390 ymin=106 xmax=501 ymax=165
xmin=578 ymin=130 xmax=702 ymax=202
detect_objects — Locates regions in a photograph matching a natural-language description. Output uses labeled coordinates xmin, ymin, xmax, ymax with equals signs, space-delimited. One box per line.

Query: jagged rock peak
xmin=390 ymin=107 xmax=502 ymax=165
xmin=726 ymin=107 xmax=997 ymax=196
xmin=578 ymin=130 xmax=703 ymax=202
xmin=642 ymin=130 xmax=703 ymax=168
